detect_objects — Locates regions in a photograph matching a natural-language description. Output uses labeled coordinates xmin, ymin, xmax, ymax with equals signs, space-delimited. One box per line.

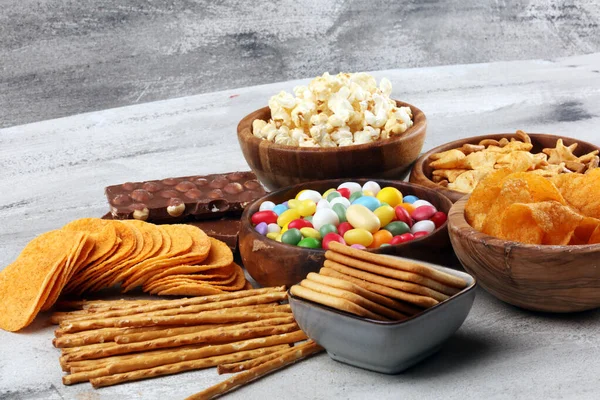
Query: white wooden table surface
xmin=1 ymin=53 xmax=600 ymax=400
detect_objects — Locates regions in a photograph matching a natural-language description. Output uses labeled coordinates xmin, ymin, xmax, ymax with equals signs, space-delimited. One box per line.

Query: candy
xmin=272 ymin=204 xmax=289 ymax=216
xmin=349 ymin=191 xmax=364 ymax=203
xmin=322 ymin=188 xmax=337 ymax=198
xmin=337 ymin=222 xmax=353 ymax=237
xmin=343 ymin=228 xmax=374 ymax=247
xmin=346 ymin=204 xmax=381 ymax=233
xmin=412 ymin=199 xmax=434 ymax=209
xmin=297 ymin=237 xmax=321 ymax=248
xmin=281 ymin=228 xmax=303 ymax=245
xmin=251 ymin=210 xmax=278 ymax=225
xmin=295 ymin=189 xmax=307 ymax=200
xmin=398 ymin=202 xmax=416 ymax=214
xmin=369 ymin=229 xmax=393 ymax=248
xmin=304 ymin=216 xmax=313 ymax=223
xmin=411 ymin=205 xmax=437 ymax=222
xmin=322 ymin=232 xmax=346 ymax=249
xmin=362 ymin=190 xmax=374 ymax=197
xmin=277 ymin=209 xmax=301 ymax=227
xmin=383 ymin=221 xmax=410 ymax=236
xmin=316 ymin=199 xmax=332 ymax=210
xmin=402 ymin=195 xmax=419 ymax=204
xmin=319 ymin=223 xmax=338 ymax=238
xmin=275 ymin=234 xmax=282 ymax=242
xmin=390 ymin=233 xmax=415 ymax=244
xmin=288 ymin=219 xmax=313 ymax=230
xmin=350 ymin=244 xmax=367 ymax=250
xmin=337 ymin=187 xmax=351 ymax=199
xmin=373 ymin=205 xmax=395 ymax=227
xmin=312 ymin=208 xmax=340 ymax=230
xmin=376 ymin=187 xmax=403 ymax=207
xmin=297 ymin=200 xmax=317 ymax=217
xmin=297 ymin=190 xmax=322 ymax=203
xmin=411 ymin=220 xmax=436 ymax=234
xmin=300 ymin=227 xmax=321 ymax=239
xmin=338 ymin=182 xmax=362 ymax=194
xmin=287 ymin=199 xmax=301 ymax=209
xmin=267 ymin=223 xmax=281 ymax=234
xmin=329 ymin=197 xmax=351 ymax=209
xmin=352 ymin=196 xmax=381 ymax=211
xmin=413 ymin=231 xmax=429 ymax=239
xmin=259 ymin=201 xmax=276 ymax=211
xmin=362 ymin=181 xmax=381 ymax=196
xmin=326 ymin=191 xmax=341 ymax=202
xmin=255 ymin=222 xmax=268 ymax=235
xmin=394 ymin=206 xmax=413 ymax=228
xmin=266 ymin=232 xmax=279 ymax=240
xmin=430 ymin=211 xmax=448 ymax=228
xmin=332 ymin=203 xmax=347 ymax=223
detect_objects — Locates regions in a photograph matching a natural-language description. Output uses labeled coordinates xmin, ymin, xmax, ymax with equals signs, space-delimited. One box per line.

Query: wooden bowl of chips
xmin=237 ymin=101 xmax=427 ymax=191
xmin=448 ymin=195 xmax=600 ymax=313
xmin=410 ymin=133 xmax=600 ymax=202
xmin=239 ymin=179 xmax=453 ymax=288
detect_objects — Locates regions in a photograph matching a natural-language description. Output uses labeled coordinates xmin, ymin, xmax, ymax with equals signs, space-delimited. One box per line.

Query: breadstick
xmin=56 ymin=298 xmax=154 ymax=310
xmin=60 ymin=306 xmax=292 ymax=334
xmin=290 ymin=285 xmax=387 ymax=320
xmin=66 ymin=346 xmax=186 ymax=373
xmin=299 ymin=279 xmax=406 ymax=320
xmin=319 ymin=267 xmax=438 ymax=308
xmin=59 ymin=292 xmax=287 ymax=323
xmin=61 ymin=341 xmax=115 ymax=355
xmin=89 ymin=332 xmax=308 ymax=388
xmin=328 ymin=241 xmax=467 ymax=288
xmin=324 ymin=260 xmax=445 ymax=304
xmin=55 ymin=326 xmax=190 ymax=348
xmin=217 ymin=344 xmax=296 ymax=374
xmin=305 ymin=272 xmax=422 ymax=316
xmin=185 ymin=340 xmax=323 ymax=400
xmin=325 ymin=251 xmax=460 ymax=296
xmin=113 ymin=323 xmax=235 ymax=344
xmin=64 ymin=319 xmax=299 ymax=361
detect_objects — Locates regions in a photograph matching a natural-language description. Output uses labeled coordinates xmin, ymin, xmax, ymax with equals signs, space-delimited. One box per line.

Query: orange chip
xmin=499 ymin=203 xmax=544 ymax=244
xmin=551 ymin=172 xmax=600 ymax=219
xmin=588 ymin=226 xmax=600 ymax=244
xmin=571 ymin=217 xmax=600 ymax=245
xmin=62 ymin=218 xmax=118 ymax=265
xmin=465 ymin=169 xmax=514 ymax=231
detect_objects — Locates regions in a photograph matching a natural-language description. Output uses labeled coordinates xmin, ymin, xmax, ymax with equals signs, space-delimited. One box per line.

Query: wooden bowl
xmin=239 ymin=179 xmax=453 ymax=288
xmin=237 ymin=101 xmax=427 ymax=191
xmin=410 ymin=133 xmax=600 ymax=203
xmin=448 ymin=196 xmax=600 ymax=313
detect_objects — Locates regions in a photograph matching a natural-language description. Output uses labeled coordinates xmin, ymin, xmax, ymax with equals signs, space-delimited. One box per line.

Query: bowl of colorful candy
xmin=239 ymin=179 xmax=453 ymax=287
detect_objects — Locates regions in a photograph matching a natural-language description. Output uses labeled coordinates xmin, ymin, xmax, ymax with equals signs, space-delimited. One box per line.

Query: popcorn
xmin=252 ymin=72 xmax=414 ymax=147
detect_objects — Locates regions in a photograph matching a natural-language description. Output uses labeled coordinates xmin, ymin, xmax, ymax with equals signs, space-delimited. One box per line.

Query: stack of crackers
xmin=291 ymin=242 xmax=468 ymax=320
xmin=52 ymin=287 xmax=322 ymax=398
xmin=0 ymin=217 xmax=247 ymax=332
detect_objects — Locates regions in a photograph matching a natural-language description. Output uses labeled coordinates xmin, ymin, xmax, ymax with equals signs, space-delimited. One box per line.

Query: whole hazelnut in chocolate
xmin=161 ymin=178 xmax=179 ymax=186
xmin=208 ymin=189 xmax=223 ymax=199
xmin=223 ymin=182 xmax=244 ymax=194
xmin=167 ymin=198 xmax=186 ymax=217
xmin=160 ymin=189 xmax=180 ymax=199
xmin=131 ymin=189 xmax=153 ymax=202
xmin=111 ymin=194 xmax=131 ymax=206
xmin=143 ymin=182 xmax=162 ymax=192
xmin=185 ymin=189 xmax=204 ymax=200
xmin=243 ymin=180 xmax=262 ymax=190
xmin=175 ymin=181 xmax=196 ymax=192
xmin=122 ymin=182 xmax=137 ymax=191
xmin=209 ymin=177 xmax=228 ymax=189
xmin=130 ymin=203 xmax=150 ymax=221
xmin=195 ymin=178 xmax=208 ymax=186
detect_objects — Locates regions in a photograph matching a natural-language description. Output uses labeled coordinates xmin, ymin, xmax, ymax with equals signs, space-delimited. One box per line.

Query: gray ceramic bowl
xmin=288 ymin=257 xmax=476 ymax=374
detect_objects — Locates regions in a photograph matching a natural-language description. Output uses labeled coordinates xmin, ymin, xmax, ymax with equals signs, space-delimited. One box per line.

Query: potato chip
xmin=571 ymin=217 xmax=600 ymax=245
xmin=158 ymin=283 xmax=224 ymax=296
xmin=588 ymin=226 xmax=600 ymax=244
xmin=465 ymin=169 xmax=514 ymax=230
xmin=551 ymin=172 xmax=600 ymax=219
xmin=62 ymin=218 xmax=118 ymax=265
xmin=482 ymin=179 xmax=535 ymax=238
xmin=499 ymin=203 xmax=544 ymax=244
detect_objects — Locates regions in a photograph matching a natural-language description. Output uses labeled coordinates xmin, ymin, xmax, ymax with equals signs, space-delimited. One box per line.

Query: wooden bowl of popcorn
xmin=237 ymin=73 xmax=427 ymax=190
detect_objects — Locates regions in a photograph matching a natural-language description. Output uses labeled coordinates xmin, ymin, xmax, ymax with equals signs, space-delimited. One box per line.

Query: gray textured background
xmin=2 ymin=0 xmax=600 ymax=128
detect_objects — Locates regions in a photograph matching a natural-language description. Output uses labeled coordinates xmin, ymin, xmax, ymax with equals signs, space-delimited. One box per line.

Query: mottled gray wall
xmin=1 ymin=0 xmax=600 ymax=128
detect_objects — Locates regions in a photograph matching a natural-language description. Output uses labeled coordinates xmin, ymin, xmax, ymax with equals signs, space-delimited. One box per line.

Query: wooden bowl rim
xmin=240 ymin=179 xmax=453 ymax=254
xmin=449 ymin=195 xmax=600 ymax=252
xmin=412 ymin=132 xmax=600 ymax=199
xmin=237 ymin=100 xmax=427 ymax=153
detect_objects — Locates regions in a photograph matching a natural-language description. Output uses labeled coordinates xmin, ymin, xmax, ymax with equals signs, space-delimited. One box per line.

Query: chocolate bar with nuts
xmin=105 ymin=172 xmax=266 ymax=222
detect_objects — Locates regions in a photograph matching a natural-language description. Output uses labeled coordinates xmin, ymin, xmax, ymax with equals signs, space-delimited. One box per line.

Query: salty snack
xmin=428 ymin=131 xmax=599 ymax=193
xmin=251 ymin=181 xmax=447 ymax=249
xmin=465 ymin=170 xmax=600 ymax=245
xmin=290 ymin=241 xmax=468 ymax=320
xmin=252 ymin=72 xmax=414 ymax=147
xmin=105 ymin=171 xmax=266 ymax=222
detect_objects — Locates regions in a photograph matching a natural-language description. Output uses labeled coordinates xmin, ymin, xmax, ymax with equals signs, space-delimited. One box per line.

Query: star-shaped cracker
xmin=542 ymin=139 xmax=579 ymax=164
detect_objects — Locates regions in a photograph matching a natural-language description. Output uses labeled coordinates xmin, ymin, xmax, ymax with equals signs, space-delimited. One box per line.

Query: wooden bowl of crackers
xmin=237 ymin=101 xmax=427 ymax=191
xmin=239 ymin=179 xmax=454 ymax=288
xmin=409 ymin=131 xmax=600 ymax=202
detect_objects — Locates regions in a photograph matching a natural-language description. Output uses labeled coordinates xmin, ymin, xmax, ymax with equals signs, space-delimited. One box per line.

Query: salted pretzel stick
xmin=328 ymin=242 xmax=467 ymax=288
xmin=60 ymin=306 xmax=292 ymax=334
xmin=89 ymin=332 xmax=308 ymax=388
xmin=185 ymin=340 xmax=323 ymax=400
xmin=113 ymin=323 xmax=235 ymax=344
xmin=56 ymin=298 xmax=154 ymax=310
xmin=217 ymin=344 xmax=298 ymax=374
xmin=58 ymin=292 xmax=288 ymax=324
xmin=325 ymin=251 xmax=460 ymax=296
xmin=64 ymin=319 xmax=298 ymax=361
xmin=305 ymin=273 xmax=421 ymax=315
xmin=319 ymin=267 xmax=438 ymax=308
xmin=324 ymin=261 xmax=443 ymax=305
xmin=61 ymin=342 xmax=114 ymax=355
xmin=66 ymin=346 xmax=188 ymax=373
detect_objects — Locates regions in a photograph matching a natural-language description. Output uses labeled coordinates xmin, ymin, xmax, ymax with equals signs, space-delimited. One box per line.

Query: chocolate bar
xmin=105 ymin=172 xmax=266 ymax=223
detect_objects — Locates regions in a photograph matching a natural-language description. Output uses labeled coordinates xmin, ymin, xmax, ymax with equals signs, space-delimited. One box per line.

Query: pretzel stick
xmin=185 ymin=340 xmax=323 ymax=400
xmin=61 ymin=342 xmax=115 ymax=355
xmin=323 ymin=261 xmax=442 ymax=306
xmin=327 ymin=242 xmax=467 ymax=288
xmin=60 ymin=307 xmax=292 ymax=334
xmin=305 ymin=272 xmax=422 ymax=315
xmin=325 ymin=251 xmax=460 ymax=296
xmin=217 ymin=344 xmax=298 ymax=374
xmin=113 ymin=323 xmax=235 ymax=344
xmin=56 ymin=298 xmax=154 ymax=310
xmin=89 ymin=332 xmax=308 ymax=388
xmin=319 ymin=266 xmax=438 ymax=308
xmin=66 ymin=347 xmax=185 ymax=373
xmin=57 ymin=292 xmax=288 ymax=323
xmin=64 ymin=319 xmax=299 ymax=361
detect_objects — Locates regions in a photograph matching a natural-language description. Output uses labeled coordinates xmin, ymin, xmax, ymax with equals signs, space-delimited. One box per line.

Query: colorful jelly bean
xmin=362 ymin=180 xmax=381 ymax=196
xmin=267 ymin=223 xmax=281 ymax=234
xmin=376 ymin=187 xmax=403 ymax=207
xmin=319 ymin=223 xmax=338 ymax=238
xmin=349 ymin=191 xmax=364 ymax=203
xmin=272 ymin=204 xmax=288 ymax=216
xmin=402 ymin=195 xmax=419 ymax=204
xmin=332 ymin=203 xmax=347 ymax=223
xmin=304 ymin=215 xmax=313 ymax=224
xmin=259 ymin=201 xmax=276 ymax=211
xmin=322 ymin=232 xmax=345 ymax=249
xmin=297 ymin=237 xmax=321 ymax=248
xmin=383 ymin=221 xmax=410 ymax=236
xmin=350 ymin=244 xmax=367 ymax=250
xmin=277 ymin=209 xmax=301 ymax=227
xmin=251 ymin=210 xmax=278 ymax=225
xmin=394 ymin=206 xmax=413 ymax=228
xmin=390 ymin=233 xmax=415 ymax=244
xmin=344 ymin=228 xmax=374 ymax=247
xmin=411 ymin=220 xmax=435 ymax=234
xmin=255 ymin=222 xmax=268 ymax=235
xmin=287 ymin=199 xmax=301 ymax=209
xmin=297 ymin=190 xmax=322 ymax=203
xmin=266 ymin=232 xmax=279 ymax=240
xmin=398 ymin=202 xmax=416 ymax=214
xmin=337 ymin=187 xmax=351 ymax=199
xmin=300 ymin=227 xmax=321 ymax=239
xmin=322 ymin=188 xmax=337 ymax=198
xmin=413 ymin=231 xmax=429 ymax=239
xmin=297 ymin=200 xmax=317 ymax=217
xmin=411 ymin=205 xmax=437 ymax=222
xmin=281 ymin=228 xmax=303 ymax=245
xmin=369 ymin=229 xmax=393 ymax=248
xmin=352 ymin=195 xmax=381 ymax=211
xmin=412 ymin=199 xmax=434 ymax=209
xmin=346 ymin=204 xmax=381 ymax=233
xmin=338 ymin=182 xmax=362 ymax=194
xmin=362 ymin=190 xmax=374 ymax=197
xmin=312 ymin=208 xmax=340 ymax=230
xmin=329 ymin=197 xmax=351 ymax=209
xmin=374 ymin=205 xmax=395 ymax=227
xmin=337 ymin=222 xmax=353 ymax=237
xmin=317 ymin=199 xmax=332 ymax=210
xmin=430 ymin=211 xmax=447 ymax=228
xmin=288 ymin=218 xmax=313 ymax=230
xmin=326 ymin=191 xmax=341 ymax=202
